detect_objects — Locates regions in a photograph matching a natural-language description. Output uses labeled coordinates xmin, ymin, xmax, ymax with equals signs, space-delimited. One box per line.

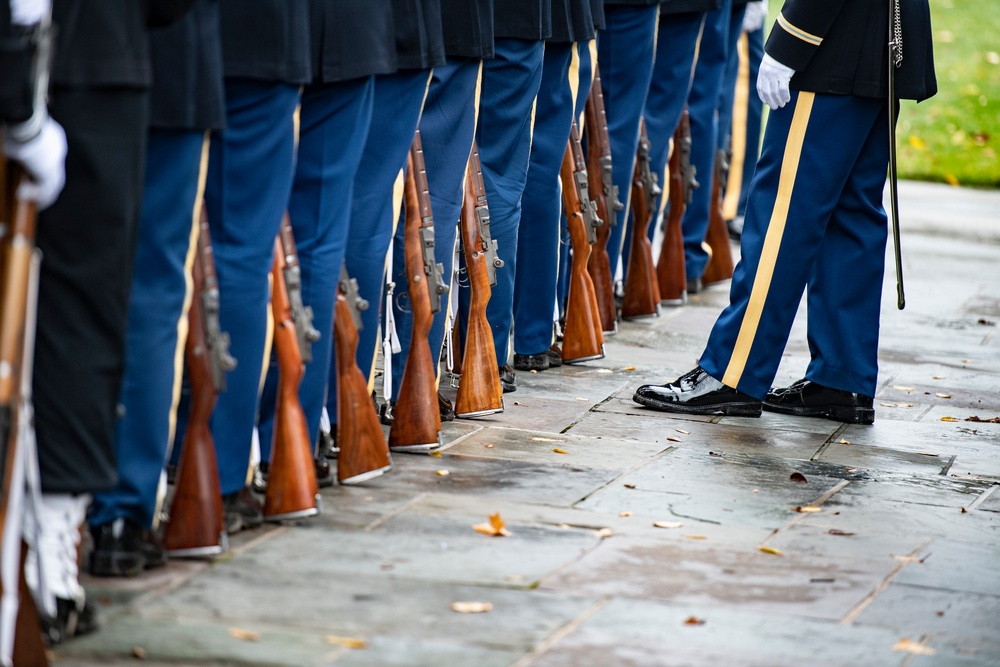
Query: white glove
xmin=4 ymin=116 xmax=68 ymax=210
xmin=757 ymin=53 xmax=795 ymax=110
xmin=743 ymin=0 xmax=768 ymax=33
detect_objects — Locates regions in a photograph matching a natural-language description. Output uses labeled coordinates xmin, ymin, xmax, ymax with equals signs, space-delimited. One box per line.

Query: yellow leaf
xmin=619 ymin=511 xmax=633 ymax=517
xmin=892 ymin=638 xmax=936 ymax=656
xmin=228 ymin=628 xmax=261 ymax=642
xmin=683 ymin=534 xmax=707 ymax=540
xmin=793 ymin=506 xmax=823 ymax=513
xmin=530 ymin=436 xmax=564 ymax=443
xmin=893 ymin=385 xmax=917 ymax=392
xmin=653 ymin=521 xmax=684 ymax=529
xmin=880 ymin=402 xmax=895 ymax=407
xmin=932 ymin=375 xmax=945 ymax=380
xmin=429 ymin=450 xmax=443 ymax=458
xmin=908 ymin=136 xmax=926 ymax=151
xmin=898 ymin=403 xmax=915 ymax=408
xmin=596 ymin=528 xmax=614 ymax=538
xmin=575 ymin=397 xmax=589 ymax=401
xmin=944 ymin=173 xmax=960 ymax=187
xmin=676 ymin=429 xmax=690 ymax=435
xmin=484 ymin=444 xmax=495 ymax=449
xmin=935 ymin=393 xmax=952 ymax=399
xmin=552 ymin=448 xmax=569 ymax=455
xmin=683 ymin=616 xmax=706 ymax=626
xmin=623 ymin=366 xmax=636 ymax=371
xmin=839 ymin=439 xmax=852 ymax=445
xmin=472 ymin=513 xmax=510 ymax=537
xmin=759 ymin=546 xmax=783 ymax=556
xmin=940 ymin=416 xmax=959 ymax=422
xmin=597 ymin=368 xmax=613 ymax=374
xmin=666 ymin=435 xmax=682 ymax=442
xmin=450 ymin=601 xmax=493 ymax=614
xmin=132 ymin=647 xmax=146 ymax=659
xmin=436 ymin=469 xmax=450 ymax=476
xmin=324 ymin=636 xmax=367 ymax=649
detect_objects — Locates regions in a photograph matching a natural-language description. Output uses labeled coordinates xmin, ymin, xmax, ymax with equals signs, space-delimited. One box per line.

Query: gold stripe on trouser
xmin=722 ymin=92 xmax=815 ymax=388
xmin=368 ymin=69 xmax=437 ymax=392
xmin=568 ymin=42 xmax=582 ymax=128
xmin=723 ymin=31 xmax=751 ymax=220
xmin=156 ymin=131 xmax=211 ymax=528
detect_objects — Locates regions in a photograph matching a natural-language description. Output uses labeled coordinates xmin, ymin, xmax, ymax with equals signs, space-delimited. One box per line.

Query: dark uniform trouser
xmin=35 ymin=87 xmax=149 ymax=495
xmin=90 ymin=129 xmax=205 ymax=528
xmin=699 ymin=92 xmax=890 ymax=400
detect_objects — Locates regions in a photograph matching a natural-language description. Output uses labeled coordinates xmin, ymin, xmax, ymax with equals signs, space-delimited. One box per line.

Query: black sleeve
xmin=0 ymin=3 xmax=34 ymax=124
xmin=147 ymin=0 xmax=198 ymax=27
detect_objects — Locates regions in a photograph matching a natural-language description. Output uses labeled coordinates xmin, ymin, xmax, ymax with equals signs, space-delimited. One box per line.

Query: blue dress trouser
xmin=465 ymin=38 xmax=545 ymax=368
xmin=716 ymin=4 xmax=749 ymax=153
xmin=204 ymin=80 xmax=300 ymax=496
xmin=257 ymin=77 xmax=374 ymax=460
xmin=390 ymin=59 xmax=481 ymax=399
xmin=641 ymin=11 xmax=706 ymax=245
xmin=89 ymin=130 xmax=205 ymax=529
xmin=731 ymin=26 xmax=764 ymax=219
xmin=596 ymin=4 xmax=660 ymax=282
xmin=699 ymin=92 xmax=890 ymax=400
xmin=337 ymin=71 xmax=429 ymax=408
xmin=681 ymin=0 xmax=732 ymax=281
xmin=514 ymin=42 xmax=577 ymax=357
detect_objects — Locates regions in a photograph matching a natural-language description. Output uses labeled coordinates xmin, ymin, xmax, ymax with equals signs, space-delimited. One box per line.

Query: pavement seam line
xmin=759 ymin=479 xmax=851 ymax=547
xmin=571 ymin=446 xmax=678 ymax=507
xmin=966 ymin=482 xmax=1000 ymax=511
xmin=438 ymin=424 xmax=486 ymax=451
xmin=839 ymin=537 xmax=933 ymax=625
xmin=811 ymin=423 xmax=848 ymax=461
xmin=363 ymin=492 xmax=428 ymax=532
xmin=508 ymin=595 xmax=611 ymax=667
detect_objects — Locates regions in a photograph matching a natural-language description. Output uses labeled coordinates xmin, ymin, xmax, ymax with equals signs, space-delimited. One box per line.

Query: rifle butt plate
xmin=456 ymin=406 xmax=504 ymax=419
xmin=562 ymin=350 xmax=606 ymax=365
xmin=602 ymin=323 xmax=618 ymax=336
xmin=166 ymin=532 xmax=229 ymax=559
xmin=621 ymin=309 xmax=661 ymax=322
xmin=264 ymin=502 xmax=320 ymax=522
xmin=660 ymin=295 xmax=686 ymax=307
xmin=389 ymin=435 xmax=443 ymax=454
xmin=339 ymin=465 xmax=392 ymax=486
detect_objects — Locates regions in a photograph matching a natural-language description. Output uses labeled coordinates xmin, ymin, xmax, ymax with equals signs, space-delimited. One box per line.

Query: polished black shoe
xmin=314 ymin=456 xmax=334 ymax=488
xmin=633 ymin=366 xmax=762 ymax=417
xmin=499 ymin=364 xmax=517 ymax=393
xmin=141 ymin=530 xmax=168 ymax=570
xmin=222 ymin=487 xmax=264 ymax=534
xmin=438 ymin=392 xmax=456 ymax=422
xmin=764 ymin=378 xmax=875 ymax=425
xmin=727 ymin=215 xmax=744 ymax=241
xmin=89 ymin=518 xmax=147 ymax=577
xmin=686 ymin=278 xmax=703 ymax=295
xmin=41 ymin=597 xmax=99 ymax=647
xmin=513 ymin=352 xmax=549 ymax=371
xmin=546 ymin=344 xmax=563 ymax=368
xmin=379 ymin=400 xmax=395 ymax=425
xmin=318 ymin=428 xmax=339 ymax=459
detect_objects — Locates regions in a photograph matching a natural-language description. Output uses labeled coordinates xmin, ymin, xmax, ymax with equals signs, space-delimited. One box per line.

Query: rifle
xmin=388 ymin=131 xmax=443 ymax=452
xmin=621 ymin=118 xmax=661 ymax=320
xmin=455 ymin=144 xmax=504 ymax=418
xmin=657 ymin=110 xmax=694 ymax=305
xmin=277 ymin=217 xmax=320 ymax=364
xmin=584 ymin=67 xmax=623 ymax=335
xmin=0 ymin=159 xmax=50 ymax=666
xmin=334 ymin=265 xmax=392 ymax=484
xmin=163 ymin=205 xmax=233 ymax=557
xmin=559 ymin=121 xmax=605 ymax=364
xmin=264 ymin=222 xmax=319 ymax=519
xmin=700 ymin=147 xmax=735 ymax=286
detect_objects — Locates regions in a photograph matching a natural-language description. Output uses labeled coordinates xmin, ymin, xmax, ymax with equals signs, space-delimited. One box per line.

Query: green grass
xmin=896 ymin=0 xmax=1000 ymax=187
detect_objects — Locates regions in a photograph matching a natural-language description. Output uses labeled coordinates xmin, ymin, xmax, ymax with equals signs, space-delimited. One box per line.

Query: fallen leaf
xmin=892 ymin=638 xmax=936 ymax=656
xmin=472 ymin=513 xmax=510 ymax=537
xmin=229 ymin=628 xmax=261 ymax=642
xmin=597 ymin=368 xmax=613 ymax=374
xmin=451 ymin=601 xmax=493 ymax=614
xmin=429 ymin=450 xmax=443 ymax=458
xmin=897 ymin=403 xmax=915 ymax=408
xmin=893 ymin=385 xmax=917 ymax=392
xmin=793 ymin=506 xmax=822 ymax=513
xmin=944 ymin=174 xmax=960 ymax=187
xmin=132 ymin=646 xmax=145 ymax=659
xmin=676 ymin=429 xmax=690 ymax=435
xmin=653 ymin=521 xmax=684 ymax=529
xmin=597 ymin=528 xmax=614 ymax=538
xmin=529 ymin=369 xmax=538 ymax=373
xmin=619 ymin=511 xmax=633 ymax=517
xmin=940 ymin=416 xmax=959 ymax=422
xmin=484 ymin=444 xmax=495 ymax=448
xmin=759 ymin=546 xmax=783 ymax=556
xmin=666 ymin=435 xmax=682 ymax=442
xmin=324 ymin=636 xmax=367 ymax=649
xmin=751 ymin=489 xmax=759 ymax=493
xmin=552 ymin=448 xmax=569 ymax=455
xmin=828 ymin=529 xmax=855 ymax=536
xmin=916 ymin=452 xmax=939 ymax=457
xmin=962 ymin=359 xmax=972 ymax=364
xmin=966 ymin=415 xmax=1000 ymax=423
xmin=789 ymin=472 xmax=808 ymax=483
xmin=575 ymin=397 xmax=589 ymax=401
xmin=530 ymin=436 xmax=565 ymax=442
xmin=683 ymin=534 xmax=707 ymax=540
xmin=624 ymin=483 xmax=636 ymax=489
xmin=935 ymin=393 xmax=953 ymax=399
xmin=880 ymin=402 xmax=896 ymax=407
xmin=907 ymin=136 xmax=926 ymax=151
xmin=845 ymin=468 xmax=857 ymax=473
xmin=436 ymin=469 xmax=450 ymax=476
xmin=892 ymin=555 xmax=925 ymax=563
xmin=961 ymin=507 xmax=969 ymax=513
xmin=838 ymin=439 xmax=852 ymax=445
xmin=933 ymin=375 xmax=945 ymax=380
xmin=683 ymin=616 xmax=706 ymax=626
xmin=557 ymin=523 xmax=571 ymax=529
xmin=623 ymin=366 xmax=636 ymax=371
xmin=708 ymin=451 xmax=722 ymax=457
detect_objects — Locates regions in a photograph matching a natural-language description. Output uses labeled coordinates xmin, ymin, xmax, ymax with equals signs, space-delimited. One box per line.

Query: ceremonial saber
xmin=888 ymin=0 xmax=905 ymax=310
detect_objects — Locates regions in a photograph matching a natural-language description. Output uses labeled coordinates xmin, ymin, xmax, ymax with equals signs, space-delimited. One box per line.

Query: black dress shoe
xmin=686 ymin=278 xmax=703 ymax=294
xmin=513 ymin=352 xmax=549 ymax=371
xmin=379 ymin=400 xmax=395 ymax=425
xmin=499 ymin=364 xmax=517 ymax=393
xmin=438 ymin=392 xmax=456 ymax=422
xmin=546 ymin=344 xmax=563 ymax=368
xmin=141 ymin=530 xmax=168 ymax=570
xmin=89 ymin=518 xmax=147 ymax=577
xmin=633 ymin=366 xmax=762 ymax=417
xmin=222 ymin=487 xmax=264 ymax=534
xmin=314 ymin=456 xmax=334 ymax=488
xmin=41 ymin=597 xmax=99 ymax=647
xmin=764 ymin=378 xmax=875 ymax=425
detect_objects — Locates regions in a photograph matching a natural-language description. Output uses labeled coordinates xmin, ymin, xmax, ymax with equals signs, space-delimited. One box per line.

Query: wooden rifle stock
xmin=657 ymin=111 xmax=692 ymax=304
xmin=621 ymin=119 xmax=661 ymax=320
xmin=701 ymin=148 xmax=734 ymax=286
xmin=584 ymin=67 xmax=622 ymax=335
xmin=334 ymin=265 xmax=392 ymax=484
xmin=278 ymin=217 xmax=321 ymax=364
xmin=164 ymin=205 xmax=231 ymax=557
xmin=0 ymin=160 xmax=50 ymax=666
xmin=389 ymin=132 xmax=443 ymax=452
xmin=455 ymin=144 xmax=504 ymax=418
xmin=265 ymin=223 xmax=319 ymax=519
xmin=560 ymin=122 xmax=605 ymax=364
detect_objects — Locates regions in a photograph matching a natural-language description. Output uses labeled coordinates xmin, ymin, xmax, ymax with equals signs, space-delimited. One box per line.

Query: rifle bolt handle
xmin=492 ymin=258 xmax=505 ymax=269
xmin=356 ymin=298 xmax=370 ymax=312
xmin=305 ymin=328 xmax=321 ymax=343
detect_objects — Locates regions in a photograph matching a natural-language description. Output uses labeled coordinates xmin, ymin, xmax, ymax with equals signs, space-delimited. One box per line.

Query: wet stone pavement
xmin=59 ymin=182 xmax=999 ymax=666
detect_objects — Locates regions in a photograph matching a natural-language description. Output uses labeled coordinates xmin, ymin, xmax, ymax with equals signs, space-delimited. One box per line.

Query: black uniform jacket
xmin=150 ymin=0 xmax=225 ymax=131
xmin=219 ymin=0 xmax=311 ymax=84
xmin=766 ymin=0 xmax=937 ymax=102
xmin=661 ymin=0 xmax=721 ymax=16
xmin=0 ymin=1 xmax=33 ymax=123
xmin=495 ymin=0 xmax=552 ymax=41
xmin=551 ymin=0 xmax=597 ymax=43
xmin=394 ymin=0 xmax=447 ymax=70
xmin=311 ymin=0 xmax=397 ymax=83
xmin=590 ymin=0 xmax=606 ymax=30
xmin=51 ymin=0 xmax=195 ymax=88
xmin=604 ymin=0 xmax=667 ymax=7
xmin=441 ymin=0 xmax=494 ymax=59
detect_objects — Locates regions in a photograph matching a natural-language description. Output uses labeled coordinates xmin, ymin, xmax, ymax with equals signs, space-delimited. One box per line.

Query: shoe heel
xmin=830 ymin=405 xmax=875 ymax=425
